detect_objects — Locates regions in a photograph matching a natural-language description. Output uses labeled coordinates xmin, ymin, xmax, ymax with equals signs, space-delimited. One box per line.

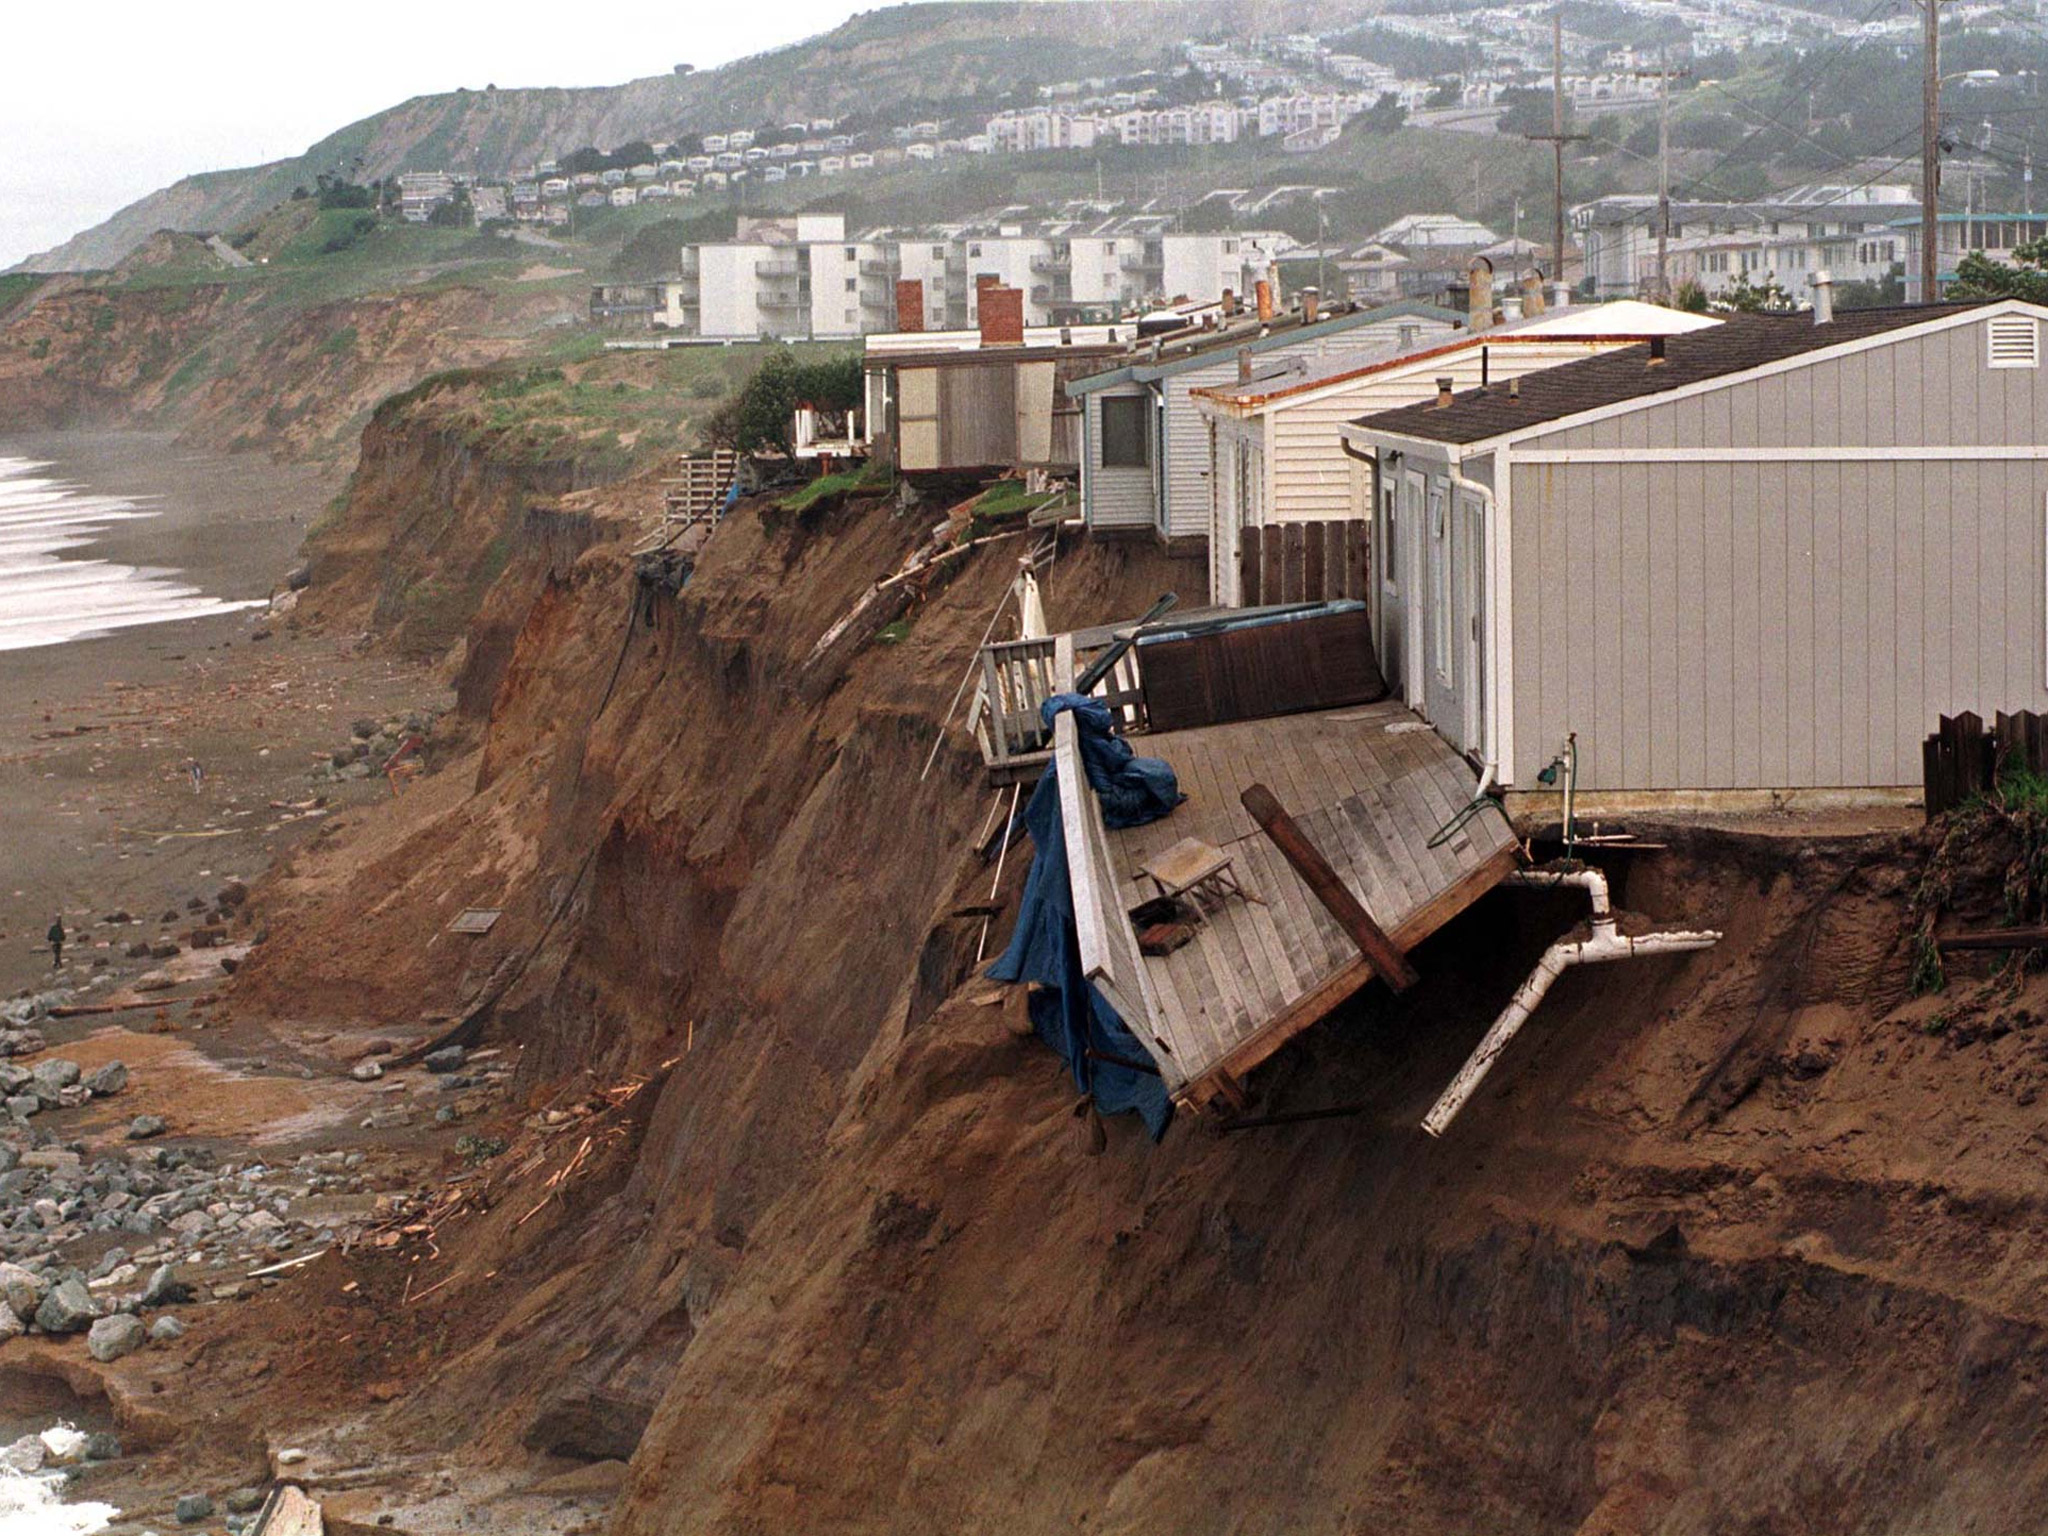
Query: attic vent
xmin=1988 ymin=315 xmax=2040 ymax=370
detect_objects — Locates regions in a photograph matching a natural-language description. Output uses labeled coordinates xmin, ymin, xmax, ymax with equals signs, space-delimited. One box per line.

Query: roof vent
xmin=1988 ymin=314 xmax=2040 ymax=370
xmin=1434 ymin=376 xmax=1454 ymax=408
xmin=1647 ymin=335 xmax=1667 ymax=367
xmin=1508 ymin=375 xmax=1520 ymax=400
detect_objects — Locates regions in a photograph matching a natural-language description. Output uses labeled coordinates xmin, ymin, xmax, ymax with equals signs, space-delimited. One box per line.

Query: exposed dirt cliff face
xmin=210 ymin=423 xmax=2048 ymax=1532
xmin=0 ymin=280 xmax=541 ymax=461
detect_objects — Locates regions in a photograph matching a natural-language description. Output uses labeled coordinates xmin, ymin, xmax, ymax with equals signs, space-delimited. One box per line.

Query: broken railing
xmin=971 ymin=631 xmax=1147 ymax=783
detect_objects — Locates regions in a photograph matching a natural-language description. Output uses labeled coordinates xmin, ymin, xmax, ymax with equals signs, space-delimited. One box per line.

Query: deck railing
xmin=971 ymin=632 xmax=1145 ymax=782
xmin=1052 ymin=708 xmax=1166 ymax=1066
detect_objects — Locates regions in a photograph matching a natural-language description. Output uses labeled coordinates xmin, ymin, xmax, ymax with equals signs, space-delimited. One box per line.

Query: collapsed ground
xmin=5 ymin=388 xmax=2048 ymax=1532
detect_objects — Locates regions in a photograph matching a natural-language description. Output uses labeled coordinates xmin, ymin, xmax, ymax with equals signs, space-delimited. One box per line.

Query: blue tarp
xmin=987 ymin=695 xmax=1183 ymax=1139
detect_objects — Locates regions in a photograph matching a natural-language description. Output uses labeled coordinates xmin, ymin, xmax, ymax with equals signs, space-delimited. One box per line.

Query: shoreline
xmin=0 ymin=430 xmax=434 ymax=1004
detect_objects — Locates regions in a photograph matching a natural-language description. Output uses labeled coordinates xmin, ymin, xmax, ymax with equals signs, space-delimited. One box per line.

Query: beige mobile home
xmin=1341 ymin=299 xmax=2048 ymax=799
xmin=1192 ymin=301 xmax=1718 ymax=608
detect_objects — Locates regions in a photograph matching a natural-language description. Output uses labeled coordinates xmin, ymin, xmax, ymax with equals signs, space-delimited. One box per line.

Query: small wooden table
xmin=1136 ymin=836 xmax=1254 ymax=916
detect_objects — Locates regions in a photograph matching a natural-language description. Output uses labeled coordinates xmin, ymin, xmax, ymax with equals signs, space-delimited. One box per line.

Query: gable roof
xmin=1346 ymin=302 xmax=2006 ymax=447
xmin=1067 ymin=299 xmax=1464 ymax=396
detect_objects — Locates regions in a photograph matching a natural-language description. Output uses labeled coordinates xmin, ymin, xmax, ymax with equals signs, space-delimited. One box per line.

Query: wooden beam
xmin=1240 ymin=781 xmax=1420 ymax=991
xmin=1936 ymin=927 xmax=2048 ymax=950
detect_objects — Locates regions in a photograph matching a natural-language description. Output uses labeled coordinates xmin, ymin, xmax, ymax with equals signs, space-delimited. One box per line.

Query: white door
xmin=1457 ymin=494 xmax=1486 ymax=755
xmin=1422 ymin=479 xmax=1457 ymax=730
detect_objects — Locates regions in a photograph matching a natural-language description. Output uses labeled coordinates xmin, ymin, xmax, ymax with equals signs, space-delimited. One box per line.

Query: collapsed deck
xmin=1022 ymin=607 xmax=1521 ymax=1110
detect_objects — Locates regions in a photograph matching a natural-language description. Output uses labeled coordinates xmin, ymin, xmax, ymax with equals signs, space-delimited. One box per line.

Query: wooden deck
xmin=1100 ymin=701 xmax=1520 ymax=1107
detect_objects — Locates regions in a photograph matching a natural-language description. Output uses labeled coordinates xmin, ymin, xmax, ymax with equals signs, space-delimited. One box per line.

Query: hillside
xmin=21 ymin=0 xmax=1373 ymax=273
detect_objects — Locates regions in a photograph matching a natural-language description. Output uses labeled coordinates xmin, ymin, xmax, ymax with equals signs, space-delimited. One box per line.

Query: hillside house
xmin=1192 ymin=301 xmax=1719 ymax=607
xmin=1067 ymin=298 xmax=1463 ymax=548
xmin=1340 ymin=299 xmax=2048 ymax=799
xmin=862 ymin=285 xmax=1127 ymax=474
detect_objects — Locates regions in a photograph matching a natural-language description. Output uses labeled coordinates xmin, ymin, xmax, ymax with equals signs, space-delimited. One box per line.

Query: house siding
xmin=1085 ymin=385 xmax=1156 ymax=529
xmin=1503 ymin=314 xmax=2048 ymax=791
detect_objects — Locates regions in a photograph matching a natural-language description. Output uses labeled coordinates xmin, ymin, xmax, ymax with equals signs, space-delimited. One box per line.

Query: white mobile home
xmin=1067 ymin=300 xmax=1463 ymax=549
xmin=1192 ymin=302 xmax=1720 ymax=606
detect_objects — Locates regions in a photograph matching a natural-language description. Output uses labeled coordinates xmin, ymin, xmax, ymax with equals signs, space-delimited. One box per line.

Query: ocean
xmin=0 ymin=453 xmax=266 ymax=653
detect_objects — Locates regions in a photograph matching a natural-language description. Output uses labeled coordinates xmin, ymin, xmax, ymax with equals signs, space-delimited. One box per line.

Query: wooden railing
xmin=1052 ymin=708 xmax=1168 ymax=1076
xmin=972 ymin=633 xmax=1146 ymax=782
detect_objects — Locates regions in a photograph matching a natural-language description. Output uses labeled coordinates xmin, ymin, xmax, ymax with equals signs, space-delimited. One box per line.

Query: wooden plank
xmin=1241 ymin=525 xmax=1262 ymax=607
xmin=1172 ymin=741 xmax=1291 ymax=1020
xmin=1282 ymin=525 xmax=1307 ymax=604
xmin=1303 ymin=526 xmax=1326 ymax=607
xmin=1242 ymin=781 xmax=1418 ymax=989
xmin=1262 ymin=530 xmax=1285 ymax=608
xmin=1180 ymin=842 xmax=1521 ymax=1108
xmin=1053 ymin=712 xmax=1111 ymax=984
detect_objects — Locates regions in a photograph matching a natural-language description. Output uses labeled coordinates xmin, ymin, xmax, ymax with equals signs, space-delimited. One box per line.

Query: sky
xmin=0 ymin=0 xmax=866 ymax=267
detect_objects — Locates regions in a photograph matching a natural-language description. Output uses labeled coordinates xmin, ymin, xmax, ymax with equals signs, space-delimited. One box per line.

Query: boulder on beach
xmin=34 ymin=1276 xmax=97 ymax=1333
xmin=127 ymin=1114 xmax=167 ymax=1140
xmin=85 ymin=1060 xmax=128 ymax=1097
xmin=0 ymin=1262 xmax=43 ymax=1318
xmin=86 ymin=1312 xmax=145 ymax=1362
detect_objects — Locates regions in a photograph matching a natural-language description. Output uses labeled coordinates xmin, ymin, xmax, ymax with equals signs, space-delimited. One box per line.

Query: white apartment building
xmin=624 ymin=217 xmax=1294 ymax=341
xmin=1575 ymin=185 xmax=1919 ymax=299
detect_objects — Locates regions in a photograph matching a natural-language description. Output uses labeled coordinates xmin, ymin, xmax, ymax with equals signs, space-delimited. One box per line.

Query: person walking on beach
xmin=187 ymin=758 xmax=204 ymax=792
xmin=47 ymin=916 xmax=64 ymax=970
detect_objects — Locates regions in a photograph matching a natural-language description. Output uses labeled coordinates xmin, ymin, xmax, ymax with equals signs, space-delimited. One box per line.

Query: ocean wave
xmin=0 ymin=456 xmax=261 ymax=653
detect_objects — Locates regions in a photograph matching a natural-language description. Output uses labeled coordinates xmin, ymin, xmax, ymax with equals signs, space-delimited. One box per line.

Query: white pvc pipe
xmin=1422 ymin=867 xmax=1720 ymax=1137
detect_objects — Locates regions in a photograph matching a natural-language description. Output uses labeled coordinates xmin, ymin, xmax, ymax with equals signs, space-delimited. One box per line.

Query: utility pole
xmin=1657 ymin=51 xmax=1672 ymax=302
xmin=1523 ymin=9 xmax=1589 ymax=297
xmin=1922 ymin=0 xmax=1942 ymax=303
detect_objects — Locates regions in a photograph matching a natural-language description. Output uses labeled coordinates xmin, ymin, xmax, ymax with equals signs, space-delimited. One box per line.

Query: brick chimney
xmin=894 ymin=278 xmax=925 ymax=332
xmin=1434 ymin=376 xmax=1455 ymax=408
xmin=1302 ymin=286 xmax=1320 ymax=324
xmin=1255 ymin=279 xmax=1273 ymax=322
xmin=978 ymin=285 xmax=1025 ymax=346
xmin=1467 ymin=257 xmax=1494 ymax=334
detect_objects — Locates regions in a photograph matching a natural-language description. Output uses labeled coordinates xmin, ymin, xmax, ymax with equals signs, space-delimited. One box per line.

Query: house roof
xmin=1346 ymin=302 xmax=2001 ymax=447
xmin=1066 ymin=299 xmax=1464 ymax=395
xmin=1190 ymin=302 xmax=1718 ymax=413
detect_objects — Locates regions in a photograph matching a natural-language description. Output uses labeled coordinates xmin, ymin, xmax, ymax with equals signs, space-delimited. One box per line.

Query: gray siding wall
xmin=1510 ymin=458 xmax=2048 ymax=790
xmin=1504 ymin=316 xmax=2048 ymax=790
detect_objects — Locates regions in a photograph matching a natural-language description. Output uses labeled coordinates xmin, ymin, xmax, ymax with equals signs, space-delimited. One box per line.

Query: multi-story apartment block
xmin=395 ymin=171 xmax=457 ymax=222
xmin=1575 ymin=185 xmax=1920 ymax=300
xmin=599 ymin=217 xmax=1296 ymax=341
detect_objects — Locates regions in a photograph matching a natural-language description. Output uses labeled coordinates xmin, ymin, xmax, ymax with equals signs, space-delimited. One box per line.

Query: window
xmin=845 ymin=277 xmax=858 ymax=292
xmin=1989 ymin=315 xmax=2040 ymax=369
xmin=1100 ymin=396 xmax=1149 ymax=468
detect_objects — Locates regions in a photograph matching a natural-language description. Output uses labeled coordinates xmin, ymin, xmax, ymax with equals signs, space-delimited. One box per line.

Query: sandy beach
xmin=0 ymin=432 xmax=448 ymax=1003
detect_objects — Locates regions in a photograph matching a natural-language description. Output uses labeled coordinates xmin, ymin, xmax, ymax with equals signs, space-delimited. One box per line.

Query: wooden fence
xmin=1923 ymin=710 xmax=2048 ymax=817
xmin=1238 ymin=520 xmax=1370 ymax=608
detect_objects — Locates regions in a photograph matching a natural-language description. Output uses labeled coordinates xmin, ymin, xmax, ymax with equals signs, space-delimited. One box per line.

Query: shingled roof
xmin=1348 ymin=302 xmax=1997 ymax=446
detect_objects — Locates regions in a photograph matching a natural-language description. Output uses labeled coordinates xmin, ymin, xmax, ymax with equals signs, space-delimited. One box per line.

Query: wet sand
xmin=0 ymin=432 xmax=445 ymax=1001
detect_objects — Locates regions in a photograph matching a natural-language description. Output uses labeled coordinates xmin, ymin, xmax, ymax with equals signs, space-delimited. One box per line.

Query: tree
xmin=731 ymin=349 xmax=802 ymax=458
xmin=1835 ymin=265 xmax=1906 ymax=309
xmin=1672 ymin=278 xmax=1709 ymax=314
xmin=1713 ymin=271 xmax=1794 ymax=313
xmin=1351 ymin=92 xmax=1408 ymax=135
xmin=1949 ymin=240 xmax=2048 ymax=304
xmin=1497 ymin=87 xmax=1570 ymax=139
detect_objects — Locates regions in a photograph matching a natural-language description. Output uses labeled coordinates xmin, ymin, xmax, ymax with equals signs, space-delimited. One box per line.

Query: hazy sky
xmin=0 ymin=0 xmax=866 ymax=267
